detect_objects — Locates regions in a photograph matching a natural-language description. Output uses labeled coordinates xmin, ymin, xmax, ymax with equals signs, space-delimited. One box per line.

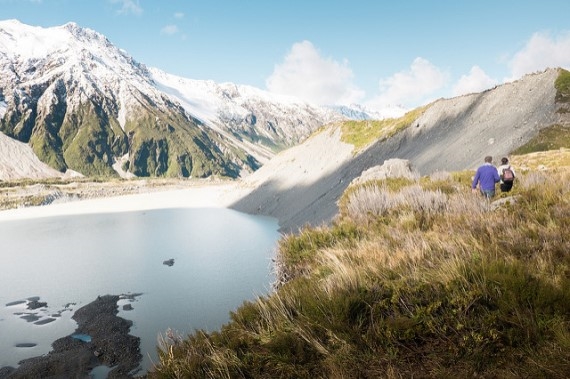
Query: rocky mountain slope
xmin=0 ymin=20 xmax=344 ymax=180
xmin=231 ymin=68 xmax=570 ymax=232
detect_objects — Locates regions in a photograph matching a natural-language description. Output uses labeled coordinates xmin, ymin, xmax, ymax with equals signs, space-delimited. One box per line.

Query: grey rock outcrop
xmin=350 ymin=159 xmax=418 ymax=186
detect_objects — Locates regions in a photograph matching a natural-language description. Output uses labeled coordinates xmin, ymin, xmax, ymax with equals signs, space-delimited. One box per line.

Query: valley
xmin=1 ymin=19 xmax=570 ymax=379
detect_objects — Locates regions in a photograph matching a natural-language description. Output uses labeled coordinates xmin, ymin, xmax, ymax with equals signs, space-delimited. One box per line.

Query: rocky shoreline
xmin=0 ymin=295 xmax=142 ymax=379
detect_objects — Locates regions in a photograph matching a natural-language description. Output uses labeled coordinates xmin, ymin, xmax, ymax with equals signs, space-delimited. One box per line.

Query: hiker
xmin=471 ymin=156 xmax=500 ymax=199
xmin=497 ymin=157 xmax=516 ymax=192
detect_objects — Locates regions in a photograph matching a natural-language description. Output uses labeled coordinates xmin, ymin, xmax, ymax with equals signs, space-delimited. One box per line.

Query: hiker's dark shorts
xmin=500 ymin=181 xmax=513 ymax=192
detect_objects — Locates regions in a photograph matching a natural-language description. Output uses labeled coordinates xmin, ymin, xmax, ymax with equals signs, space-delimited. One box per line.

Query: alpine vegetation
xmin=149 ymin=156 xmax=570 ymax=378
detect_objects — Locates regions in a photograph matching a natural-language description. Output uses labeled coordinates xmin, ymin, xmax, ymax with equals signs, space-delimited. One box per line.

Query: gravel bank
xmin=0 ymin=295 xmax=141 ymax=379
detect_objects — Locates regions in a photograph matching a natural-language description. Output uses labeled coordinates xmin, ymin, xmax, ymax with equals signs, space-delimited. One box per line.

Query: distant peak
xmin=0 ymin=19 xmax=24 ymax=26
xmin=60 ymin=21 xmax=100 ymax=38
xmin=0 ymin=19 xmax=32 ymax=32
xmin=62 ymin=21 xmax=80 ymax=29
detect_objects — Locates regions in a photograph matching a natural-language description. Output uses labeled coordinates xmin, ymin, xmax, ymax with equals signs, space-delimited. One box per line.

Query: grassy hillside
xmin=148 ymin=150 xmax=570 ymax=378
xmin=340 ymin=106 xmax=428 ymax=152
xmin=0 ymin=83 xmax=248 ymax=179
xmin=511 ymin=124 xmax=570 ymax=155
xmin=554 ymin=68 xmax=570 ymax=103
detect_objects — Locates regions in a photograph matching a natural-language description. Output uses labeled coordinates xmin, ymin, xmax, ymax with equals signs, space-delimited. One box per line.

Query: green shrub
xmin=555 ymin=68 xmax=570 ymax=103
xmin=340 ymin=106 xmax=428 ymax=151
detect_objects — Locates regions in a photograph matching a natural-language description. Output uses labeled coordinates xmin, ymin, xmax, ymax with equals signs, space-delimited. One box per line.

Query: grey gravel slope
xmin=0 ymin=133 xmax=63 ymax=181
xmin=230 ymin=68 xmax=569 ymax=232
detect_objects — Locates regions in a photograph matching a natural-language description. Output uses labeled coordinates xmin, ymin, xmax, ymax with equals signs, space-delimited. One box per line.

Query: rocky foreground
xmin=0 ymin=295 xmax=142 ymax=379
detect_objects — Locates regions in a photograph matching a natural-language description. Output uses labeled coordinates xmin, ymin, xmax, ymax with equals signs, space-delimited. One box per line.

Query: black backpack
xmin=502 ymin=166 xmax=514 ymax=182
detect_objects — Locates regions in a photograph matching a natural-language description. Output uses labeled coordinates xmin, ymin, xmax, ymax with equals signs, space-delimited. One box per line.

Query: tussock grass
xmin=149 ymin=159 xmax=570 ymax=378
xmin=511 ymin=148 xmax=570 ymax=171
xmin=340 ymin=183 xmax=447 ymax=229
xmin=340 ymin=106 xmax=428 ymax=152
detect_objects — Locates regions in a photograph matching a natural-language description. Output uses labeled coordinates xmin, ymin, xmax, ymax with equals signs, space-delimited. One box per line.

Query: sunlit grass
xmin=511 ymin=148 xmax=570 ymax=171
xmin=555 ymin=67 xmax=570 ymax=103
xmin=340 ymin=106 xmax=429 ymax=152
xmin=511 ymin=125 xmax=570 ymax=155
xmin=149 ymin=151 xmax=570 ymax=378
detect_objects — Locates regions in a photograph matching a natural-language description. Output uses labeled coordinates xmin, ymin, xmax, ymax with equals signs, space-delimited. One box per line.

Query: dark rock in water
xmin=34 ymin=317 xmax=56 ymax=325
xmin=163 ymin=258 xmax=175 ymax=266
xmin=1 ymin=294 xmax=142 ymax=378
xmin=19 ymin=313 xmax=41 ymax=323
xmin=5 ymin=300 xmax=26 ymax=307
xmin=123 ymin=304 xmax=134 ymax=311
xmin=15 ymin=343 xmax=37 ymax=348
xmin=27 ymin=300 xmax=47 ymax=310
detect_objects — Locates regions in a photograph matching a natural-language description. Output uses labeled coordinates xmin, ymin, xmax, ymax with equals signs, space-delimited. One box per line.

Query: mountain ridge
xmin=0 ymin=20 xmax=347 ymax=180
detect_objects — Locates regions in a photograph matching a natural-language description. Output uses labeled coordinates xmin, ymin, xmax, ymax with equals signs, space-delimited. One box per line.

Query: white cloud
xmin=453 ymin=66 xmax=497 ymax=96
xmin=365 ymin=57 xmax=448 ymax=111
xmin=160 ymin=24 xmax=178 ymax=35
xmin=110 ymin=0 xmax=142 ymax=16
xmin=265 ymin=40 xmax=364 ymax=106
xmin=174 ymin=12 xmax=185 ymax=19
xmin=506 ymin=31 xmax=570 ymax=81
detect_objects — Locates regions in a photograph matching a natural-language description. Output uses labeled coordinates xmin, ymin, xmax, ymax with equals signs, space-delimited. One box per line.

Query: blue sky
xmin=2 ymin=0 xmax=570 ymax=112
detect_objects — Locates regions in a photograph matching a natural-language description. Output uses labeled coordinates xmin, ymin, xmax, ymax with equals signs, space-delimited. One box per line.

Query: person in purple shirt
xmin=471 ymin=156 xmax=500 ymax=199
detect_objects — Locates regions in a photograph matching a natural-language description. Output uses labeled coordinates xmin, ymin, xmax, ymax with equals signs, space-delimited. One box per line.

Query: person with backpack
xmin=498 ymin=157 xmax=516 ymax=192
xmin=472 ymin=155 xmax=501 ymax=199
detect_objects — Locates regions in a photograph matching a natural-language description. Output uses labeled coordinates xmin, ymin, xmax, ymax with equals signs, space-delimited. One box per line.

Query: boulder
xmin=351 ymin=159 xmax=418 ymax=186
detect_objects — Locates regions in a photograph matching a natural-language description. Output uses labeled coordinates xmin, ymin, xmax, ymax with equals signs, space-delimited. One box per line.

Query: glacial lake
xmin=0 ymin=207 xmax=281 ymax=374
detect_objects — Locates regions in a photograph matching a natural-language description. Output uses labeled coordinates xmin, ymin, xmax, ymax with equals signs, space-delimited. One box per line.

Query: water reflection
xmin=0 ymin=207 xmax=280 ymax=372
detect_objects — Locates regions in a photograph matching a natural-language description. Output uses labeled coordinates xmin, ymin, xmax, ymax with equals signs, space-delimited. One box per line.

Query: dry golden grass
xmin=150 ymin=150 xmax=570 ymax=378
xmin=340 ymin=106 xmax=429 ymax=152
xmin=511 ymin=148 xmax=570 ymax=171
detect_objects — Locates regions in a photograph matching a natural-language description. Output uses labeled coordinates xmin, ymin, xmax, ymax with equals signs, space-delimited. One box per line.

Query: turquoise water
xmin=0 ymin=207 xmax=280 ymax=373
xmin=71 ymin=333 xmax=92 ymax=342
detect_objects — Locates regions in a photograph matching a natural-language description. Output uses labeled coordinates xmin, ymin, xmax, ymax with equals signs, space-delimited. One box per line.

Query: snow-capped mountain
xmin=149 ymin=68 xmax=344 ymax=161
xmin=0 ymin=20 xmax=345 ymax=179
